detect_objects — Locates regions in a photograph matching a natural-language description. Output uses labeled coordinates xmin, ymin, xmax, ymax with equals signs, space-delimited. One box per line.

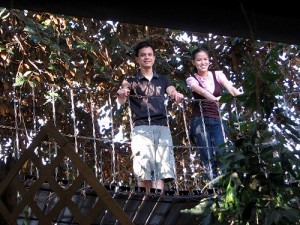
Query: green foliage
xmin=44 ymin=89 xmax=61 ymax=105
xmin=13 ymin=71 xmax=36 ymax=88
xmin=0 ymin=7 xmax=299 ymax=225
xmin=224 ymin=173 xmax=242 ymax=211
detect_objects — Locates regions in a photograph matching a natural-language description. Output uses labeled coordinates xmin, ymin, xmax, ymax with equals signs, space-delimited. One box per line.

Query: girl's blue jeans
xmin=190 ymin=116 xmax=226 ymax=180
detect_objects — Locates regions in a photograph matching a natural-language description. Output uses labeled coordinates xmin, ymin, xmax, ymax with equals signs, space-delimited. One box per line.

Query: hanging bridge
xmin=0 ymin=84 xmax=241 ymax=224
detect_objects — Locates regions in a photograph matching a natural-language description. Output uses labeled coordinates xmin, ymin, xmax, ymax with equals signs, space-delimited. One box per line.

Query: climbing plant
xmin=0 ymin=7 xmax=299 ymax=224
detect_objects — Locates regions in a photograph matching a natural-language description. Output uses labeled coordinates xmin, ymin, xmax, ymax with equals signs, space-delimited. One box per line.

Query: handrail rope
xmin=124 ymin=94 xmax=220 ymax=102
xmin=127 ymin=96 xmax=134 ymax=132
xmin=26 ymin=82 xmax=299 ymax=96
xmin=216 ymin=101 xmax=227 ymax=144
xmin=30 ymin=87 xmax=37 ymax=176
xmin=0 ymin=96 xmax=240 ymax=146
xmin=23 ymin=81 xmax=300 ymax=95
xmin=0 ymin=128 xmax=230 ymax=151
xmin=70 ymin=88 xmax=78 ymax=154
xmin=181 ymin=102 xmax=192 ymax=149
xmin=181 ymin=101 xmax=195 ymax=191
xmin=181 ymin=101 xmax=200 ymax=183
xmin=51 ymin=85 xmax=59 ymax=180
xmin=233 ymin=98 xmax=241 ymax=131
xmin=70 ymin=88 xmax=80 ymax=182
xmin=0 ymin=124 xmax=127 ymax=142
xmin=2 ymin=92 xmax=241 ymax=188
xmin=13 ymin=86 xmax=20 ymax=159
xmin=90 ymin=93 xmax=101 ymax=181
xmin=164 ymin=99 xmax=180 ymax=193
xmin=108 ymin=93 xmax=117 ymax=185
xmin=0 ymin=91 xmax=239 ymax=167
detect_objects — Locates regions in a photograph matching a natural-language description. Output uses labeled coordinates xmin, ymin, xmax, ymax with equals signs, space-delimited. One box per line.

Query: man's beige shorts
xmin=131 ymin=125 xmax=176 ymax=182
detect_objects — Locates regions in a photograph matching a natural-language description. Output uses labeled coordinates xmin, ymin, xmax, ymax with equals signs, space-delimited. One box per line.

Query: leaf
xmin=0 ymin=7 xmax=10 ymax=19
xmin=13 ymin=73 xmax=25 ymax=87
xmin=28 ymin=80 xmax=35 ymax=88
xmin=42 ymin=19 xmax=51 ymax=26
xmin=225 ymin=172 xmax=242 ymax=210
xmin=23 ymin=71 xmax=32 ymax=77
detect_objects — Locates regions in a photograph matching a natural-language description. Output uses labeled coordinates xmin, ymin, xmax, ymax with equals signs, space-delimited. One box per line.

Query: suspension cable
xmin=108 ymin=93 xmax=117 ymax=185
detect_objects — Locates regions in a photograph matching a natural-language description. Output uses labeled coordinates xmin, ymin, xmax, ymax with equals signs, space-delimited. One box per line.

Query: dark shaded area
xmin=16 ymin=185 xmax=204 ymax=225
xmin=1 ymin=1 xmax=300 ymax=44
xmin=0 ymin=155 xmax=17 ymax=225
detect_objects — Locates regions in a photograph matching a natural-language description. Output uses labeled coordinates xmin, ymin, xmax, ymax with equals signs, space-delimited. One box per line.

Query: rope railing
xmin=0 ymin=87 xmax=242 ymax=193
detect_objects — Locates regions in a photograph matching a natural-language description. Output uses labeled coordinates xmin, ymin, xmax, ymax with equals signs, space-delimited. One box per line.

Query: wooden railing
xmin=0 ymin=121 xmax=134 ymax=225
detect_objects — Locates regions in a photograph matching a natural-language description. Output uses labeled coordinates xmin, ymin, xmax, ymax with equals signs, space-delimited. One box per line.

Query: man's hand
xmin=117 ymin=88 xmax=130 ymax=98
xmin=171 ymin=91 xmax=184 ymax=103
xmin=117 ymin=87 xmax=130 ymax=104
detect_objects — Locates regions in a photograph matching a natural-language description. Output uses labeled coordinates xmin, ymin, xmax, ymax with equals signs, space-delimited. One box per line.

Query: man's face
xmin=135 ymin=46 xmax=155 ymax=69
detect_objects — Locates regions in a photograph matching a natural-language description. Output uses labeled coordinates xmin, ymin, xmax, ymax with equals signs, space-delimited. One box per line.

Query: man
xmin=117 ymin=41 xmax=184 ymax=194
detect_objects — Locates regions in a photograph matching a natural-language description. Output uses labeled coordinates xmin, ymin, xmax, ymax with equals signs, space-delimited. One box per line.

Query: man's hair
xmin=134 ymin=41 xmax=156 ymax=57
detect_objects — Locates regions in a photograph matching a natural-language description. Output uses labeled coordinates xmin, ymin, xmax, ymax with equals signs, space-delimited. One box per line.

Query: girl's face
xmin=192 ymin=51 xmax=210 ymax=73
